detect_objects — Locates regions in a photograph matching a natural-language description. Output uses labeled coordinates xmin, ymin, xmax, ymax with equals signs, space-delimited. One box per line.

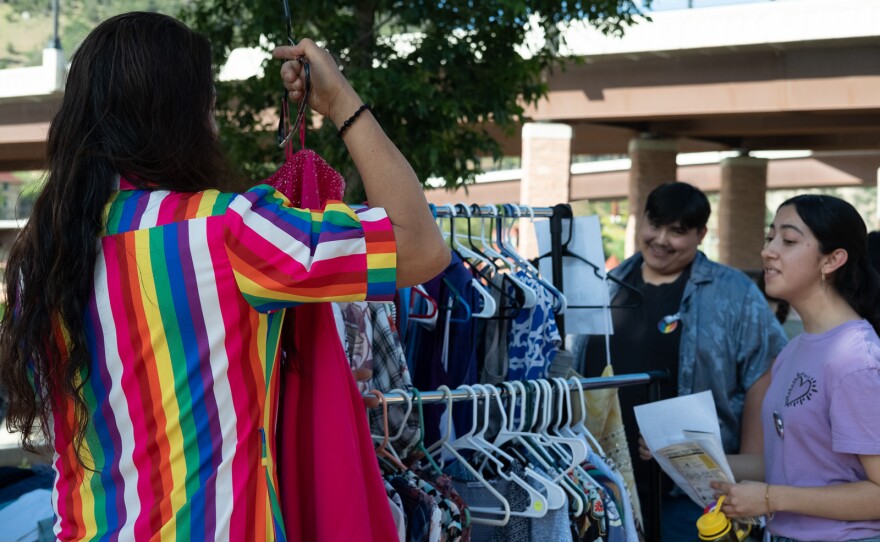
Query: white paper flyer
xmin=633 ymin=391 xmax=737 ymax=510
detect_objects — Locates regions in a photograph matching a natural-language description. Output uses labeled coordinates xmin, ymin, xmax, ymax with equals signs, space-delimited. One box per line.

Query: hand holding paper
xmin=634 ymin=391 xmax=737 ymax=509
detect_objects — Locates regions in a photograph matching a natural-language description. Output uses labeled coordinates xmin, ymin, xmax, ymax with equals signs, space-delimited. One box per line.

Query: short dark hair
xmin=643 ymin=182 xmax=711 ymax=231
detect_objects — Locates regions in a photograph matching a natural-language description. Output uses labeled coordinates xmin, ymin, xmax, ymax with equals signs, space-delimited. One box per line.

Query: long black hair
xmin=780 ymin=194 xmax=880 ymax=334
xmin=0 ymin=12 xmax=231 ymax=455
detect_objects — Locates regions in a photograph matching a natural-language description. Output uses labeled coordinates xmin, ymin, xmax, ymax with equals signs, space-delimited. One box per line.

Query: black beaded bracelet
xmin=337 ymin=103 xmax=372 ymax=138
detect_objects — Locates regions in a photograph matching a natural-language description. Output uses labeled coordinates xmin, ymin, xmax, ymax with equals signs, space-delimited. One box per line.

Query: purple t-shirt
xmin=763 ymin=319 xmax=880 ymax=541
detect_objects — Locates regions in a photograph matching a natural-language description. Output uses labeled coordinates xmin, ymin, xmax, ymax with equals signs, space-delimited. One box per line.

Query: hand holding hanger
xmin=275 ymin=41 xmax=356 ymax=127
xmin=275 ymin=40 xmax=450 ymax=287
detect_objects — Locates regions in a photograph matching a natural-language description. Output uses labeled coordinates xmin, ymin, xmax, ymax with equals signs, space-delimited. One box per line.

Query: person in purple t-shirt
xmin=713 ymin=194 xmax=880 ymax=542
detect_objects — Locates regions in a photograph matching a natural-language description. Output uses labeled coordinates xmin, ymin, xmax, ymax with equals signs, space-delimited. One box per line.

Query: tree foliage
xmin=182 ymin=0 xmax=650 ymax=201
xmin=1 ymin=0 xmax=186 ymax=59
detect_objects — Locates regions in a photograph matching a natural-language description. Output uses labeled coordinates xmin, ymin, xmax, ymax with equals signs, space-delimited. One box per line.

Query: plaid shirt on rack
xmin=366 ymin=303 xmax=420 ymax=457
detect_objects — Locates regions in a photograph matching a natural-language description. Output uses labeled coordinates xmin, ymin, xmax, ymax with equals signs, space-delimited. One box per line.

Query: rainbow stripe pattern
xmin=49 ymin=181 xmax=396 ymax=540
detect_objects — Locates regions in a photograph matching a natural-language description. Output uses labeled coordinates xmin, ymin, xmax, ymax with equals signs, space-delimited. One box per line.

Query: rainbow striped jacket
xmin=49 ymin=180 xmax=396 ymax=540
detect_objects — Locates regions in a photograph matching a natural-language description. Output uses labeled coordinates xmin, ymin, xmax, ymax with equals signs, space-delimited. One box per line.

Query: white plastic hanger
xmin=475 ymin=204 xmax=538 ymax=309
xmin=468 ymin=384 xmax=549 ymax=519
xmin=437 ymin=204 xmax=497 ymax=319
xmin=443 ymin=385 xmax=548 ymax=518
xmin=540 ymin=379 xmax=604 ymax=494
xmin=505 ymin=380 xmax=586 ymax=516
xmin=487 ymin=382 xmax=567 ymax=511
xmin=532 ymin=379 xmax=589 ymax=476
xmin=569 ymin=377 xmax=608 ymax=457
xmin=554 ymin=377 xmax=585 ymax=444
xmin=428 ymin=385 xmax=512 ymax=527
xmin=505 ymin=205 xmax=567 ymax=314
xmin=386 ymin=387 xmax=414 ymax=445
xmin=554 ymin=377 xmax=603 ymax=462
xmin=425 ymin=384 xmax=455 ymax=457
xmin=474 ymin=204 xmax=511 ymax=269
xmin=449 ymin=204 xmax=497 ymax=273
xmin=470 ymin=278 xmax=497 ymax=318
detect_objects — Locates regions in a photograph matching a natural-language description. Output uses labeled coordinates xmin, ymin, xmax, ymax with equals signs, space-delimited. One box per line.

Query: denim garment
xmin=571 ymin=251 xmax=788 ymax=454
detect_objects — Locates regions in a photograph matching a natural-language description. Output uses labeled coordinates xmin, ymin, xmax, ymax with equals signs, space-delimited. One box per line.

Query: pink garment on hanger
xmin=263 ymin=146 xmax=345 ymax=206
xmin=264 ymin=110 xmax=345 ymax=206
xmin=268 ymin=122 xmax=397 ymax=541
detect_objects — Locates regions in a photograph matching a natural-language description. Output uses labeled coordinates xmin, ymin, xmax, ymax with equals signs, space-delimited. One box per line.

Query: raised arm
xmin=273 ymin=40 xmax=450 ymax=288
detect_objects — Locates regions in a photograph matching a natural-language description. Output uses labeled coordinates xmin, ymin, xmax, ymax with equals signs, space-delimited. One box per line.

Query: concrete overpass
xmin=425 ymin=0 xmax=880 ymax=267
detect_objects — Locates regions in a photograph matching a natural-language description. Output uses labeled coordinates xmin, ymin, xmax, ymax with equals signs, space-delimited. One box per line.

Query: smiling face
xmin=761 ymin=204 xmax=825 ymax=303
xmin=638 ymin=217 xmax=706 ymax=279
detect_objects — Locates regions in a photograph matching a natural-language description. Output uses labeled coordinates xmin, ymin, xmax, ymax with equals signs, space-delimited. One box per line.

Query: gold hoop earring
xmin=821 ymin=272 xmax=827 ymax=283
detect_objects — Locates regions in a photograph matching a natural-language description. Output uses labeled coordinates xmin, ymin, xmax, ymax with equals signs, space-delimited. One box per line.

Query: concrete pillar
xmin=519 ymin=122 xmax=572 ymax=257
xmin=626 ymin=137 xmax=678 ymax=256
xmin=718 ymin=156 xmax=768 ymax=271
xmin=42 ymin=47 xmax=66 ymax=92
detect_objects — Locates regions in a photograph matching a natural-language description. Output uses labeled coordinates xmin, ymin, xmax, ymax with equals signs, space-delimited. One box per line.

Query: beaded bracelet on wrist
xmin=337 ymin=103 xmax=372 ymax=138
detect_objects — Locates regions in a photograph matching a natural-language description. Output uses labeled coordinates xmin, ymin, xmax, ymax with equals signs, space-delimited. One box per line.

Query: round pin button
xmin=773 ymin=411 xmax=784 ymax=438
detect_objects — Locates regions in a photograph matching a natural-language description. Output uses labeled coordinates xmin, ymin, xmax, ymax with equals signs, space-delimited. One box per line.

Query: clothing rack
xmin=411 ymin=201 xmax=665 ymax=541
xmin=364 ymin=370 xmax=666 ymax=405
xmin=430 ymin=202 xmax=573 ymax=336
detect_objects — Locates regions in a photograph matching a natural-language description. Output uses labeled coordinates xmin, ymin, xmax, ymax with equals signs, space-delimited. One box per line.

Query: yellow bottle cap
xmin=696 ymin=496 xmax=733 ymax=541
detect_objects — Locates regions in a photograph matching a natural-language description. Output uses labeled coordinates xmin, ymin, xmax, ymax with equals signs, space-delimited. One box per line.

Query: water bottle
xmin=696 ymin=496 xmax=751 ymax=542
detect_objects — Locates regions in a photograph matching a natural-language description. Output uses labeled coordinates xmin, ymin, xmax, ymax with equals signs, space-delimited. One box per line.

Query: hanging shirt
xmin=411 ymin=252 xmax=477 ymax=445
xmin=366 ymin=303 xmax=421 ymax=458
xmin=506 ymin=270 xmax=561 ymax=381
xmin=49 ymin=180 xmax=396 ymax=541
xmin=339 ymin=301 xmax=375 ymax=390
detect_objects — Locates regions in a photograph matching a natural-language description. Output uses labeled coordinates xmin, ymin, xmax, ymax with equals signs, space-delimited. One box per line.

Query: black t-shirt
xmin=583 ymin=262 xmax=691 ymax=497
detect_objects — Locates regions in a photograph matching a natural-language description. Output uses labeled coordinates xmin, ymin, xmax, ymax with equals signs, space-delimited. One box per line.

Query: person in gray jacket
xmin=570 ymin=181 xmax=787 ymax=541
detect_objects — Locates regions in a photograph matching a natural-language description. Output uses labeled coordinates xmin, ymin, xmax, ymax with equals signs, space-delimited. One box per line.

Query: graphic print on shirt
xmin=785 ymin=371 xmax=818 ymax=407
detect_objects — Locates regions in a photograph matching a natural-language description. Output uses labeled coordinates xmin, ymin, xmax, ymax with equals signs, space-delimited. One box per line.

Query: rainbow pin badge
xmin=658 ymin=313 xmax=681 ymax=334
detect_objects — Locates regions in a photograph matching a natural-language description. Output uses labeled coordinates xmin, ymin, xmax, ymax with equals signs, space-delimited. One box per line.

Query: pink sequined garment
xmin=264 ymin=125 xmax=345 ymax=207
xmin=268 ymin=120 xmax=397 ymax=541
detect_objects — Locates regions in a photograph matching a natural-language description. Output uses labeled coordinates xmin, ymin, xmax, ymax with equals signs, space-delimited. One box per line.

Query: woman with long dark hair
xmin=714 ymin=195 xmax=880 ymax=542
xmin=0 ymin=11 xmax=448 ymax=540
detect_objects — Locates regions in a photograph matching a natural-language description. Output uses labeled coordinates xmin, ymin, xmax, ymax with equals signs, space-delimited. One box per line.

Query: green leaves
xmin=183 ymin=0 xmax=649 ymax=200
